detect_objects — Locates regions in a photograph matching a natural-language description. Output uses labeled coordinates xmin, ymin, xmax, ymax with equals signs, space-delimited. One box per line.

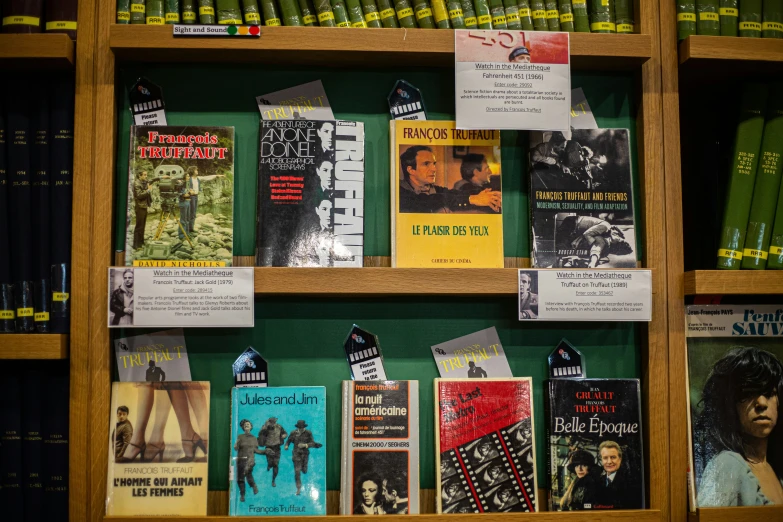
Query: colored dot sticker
xmin=227 ymin=25 xmax=237 ymax=34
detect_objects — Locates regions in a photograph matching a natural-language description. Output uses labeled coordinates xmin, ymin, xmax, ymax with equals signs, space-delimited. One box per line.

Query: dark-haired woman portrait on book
xmin=559 ymin=449 xmax=599 ymax=510
xmin=696 ymin=347 xmax=783 ymax=506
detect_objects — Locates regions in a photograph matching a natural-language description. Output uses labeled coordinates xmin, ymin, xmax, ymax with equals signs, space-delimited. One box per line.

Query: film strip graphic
xmin=551 ymin=364 xmax=583 ymax=377
xmin=499 ymin=426 xmax=536 ymax=511
xmin=236 ymin=371 xmax=266 ymax=383
xmin=441 ymin=449 xmax=481 ymax=513
xmin=391 ymin=101 xmax=425 ymax=120
xmin=348 ymin=346 xmax=380 ymax=364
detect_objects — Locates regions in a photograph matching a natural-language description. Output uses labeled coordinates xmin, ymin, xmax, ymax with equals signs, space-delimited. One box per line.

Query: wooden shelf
xmin=109 ymin=25 xmax=652 ymax=70
xmin=679 ymin=35 xmax=783 ymax=69
xmin=0 ymin=33 xmax=75 ymax=68
xmin=688 ymin=506 xmax=783 ymax=522
xmin=683 ymin=270 xmax=783 ymax=295
xmin=0 ymin=333 xmax=69 ymax=359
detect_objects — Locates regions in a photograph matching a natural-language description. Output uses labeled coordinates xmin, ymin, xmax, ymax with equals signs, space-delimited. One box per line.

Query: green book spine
xmin=331 ymin=0 xmax=350 ymax=25
xmin=165 ymin=0 xmax=180 ymax=22
xmin=763 ymin=0 xmax=783 ymax=38
xmin=394 ymin=0 xmax=418 ymax=26
xmin=146 ymin=0 xmax=164 ymax=23
xmin=314 ymin=0 xmax=336 ymax=25
xmin=717 ymin=83 xmax=769 ymax=269
xmin=360 ymin=0 xmax=384 ymax=26
xmin=741 ymin=89 xmax=783 ymax=269
xmin=545 ymin=0 xmax=559 ymax=29
xmin=613 ymin=0 xmax=632 ymax=32
xmin=488 ymin=0 xmax=507 ymax=26
xmin=572 ymin=0 xmax=588 ymax=30
xmin=677 ymin=0 xmax=696 ymax=39
xmin=739 ymin=0 xmax=761 ymax=36
xmin=447 ymin=0 xmax=466 ymax=27
xmin=767 ymin=184 xmax=783 ymax=268
xmin=558 ymin=0 xmax=574 ymax=31
xmin=242 ymin=0 xmax=262 ymax=23
xmin=130 ymin=0 xmax=146 ymax=23
xmin=517 ymin=0 xmax=534 ymax=29
xmin=460 ymin=0 xmax=478 ymax=26
xmin=431 ymin=0 xmax=452 ymax=27
xmin=589 ymin=0 xmax=615 ymax=32
xmin=299 ymin=0 xmax=319 ymax=24
xmin=117 ymin=0 xmax=131 ymax=23
xmin=198 ymin=0 xmax=216 ymax=23
xmin=345 ymin=0 xmax=367 ymax=25
xmin=413 ymin=0 xmax=435 ymax=26
xmin=473 ymin=0 xmax=493 ymax=27
xmin=530 ymin=0 xmax=547 ymax=29
xmin=376 ymin=0 xmax=399 ymax=25
xmin=503 ymin=1 xmax=521 ymax=28
xmin=696 ymin=0 xmax=720 ymax=35
xmin=261 ymin=0 xmax=281 ymax=24
xmin=181 ymin=0 xmax=197 ymax=22
xmin=719 ymin=0 xmax=738 ymax=35
xmin=217 ymin=0 xmax=243 ymax=22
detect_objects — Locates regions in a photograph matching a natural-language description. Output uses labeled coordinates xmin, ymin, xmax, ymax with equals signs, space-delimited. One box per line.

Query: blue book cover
xmin=229 ymin=386 xmax=327 ymax=516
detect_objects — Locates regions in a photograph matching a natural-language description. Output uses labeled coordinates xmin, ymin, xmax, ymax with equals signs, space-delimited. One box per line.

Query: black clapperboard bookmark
xmin=548 ymin=338 xmax=585 ymax=378
xmin=233 ymin=346 xmax=269 ymax=387
xmin=344 ymin=325 xmax=388 ymax=381
xmin=387 ymin=80 xmax=427 ymax=121
xmin=129 ymin=78 xmax=168 ymax=126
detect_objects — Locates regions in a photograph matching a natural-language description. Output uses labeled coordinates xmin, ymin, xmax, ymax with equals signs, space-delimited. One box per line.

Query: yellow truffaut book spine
xmin=391 ymin=121 xmax=504 ymax=268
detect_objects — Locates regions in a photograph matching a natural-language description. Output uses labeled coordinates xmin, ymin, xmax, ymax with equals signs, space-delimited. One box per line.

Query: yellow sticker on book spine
xmin=2 ymin=15 xmax=40 ymax=26
xmin=265 ymin=17 xmax=281 ymax=26
xmin=677 ymin=13 xmax=696 ymax=21
xmin=463 ymin=16 xmax=477 ymax=25
xmin=478 ymin=14 xmax=492 ymax=24
xmin=380 ymin=8 xmax=395 ymax=19
xmin=560 ymin=13 xmax=573 ymax=23
xmin=449 ymin=8 xmax=464 ymax=19
xmin=53 ymin=292 xmax=70 ymax=302
xmin=519 ymin=8 xmax=531 ymax=17
xmin=165 ymin=13 xmax=180 ymax=22
xmin=397 ymin=7 xmax=414 ymax=19
xmin=182 ymin=11 xmax=197 ymax=21
xmin=590 ymin=21 xmax=615 ymax=31
xmin=492 ymin=15 xmax=507 ymax=25
xmin=699 ymin=12 xmax=718 ymax=21
xmin=219 ymin=18 xmax=243 ymax=24
xmin=719 ymin=8 xmax=738 ymax=16
xmin=146 ymin=16 xmax=165 ymax=24
xmin=0 ymin=310 xmax=14 ymax=320
xmin=763 ymin=21 xmax=783 ymax=32
xmin=318 ymin=11 xmax=335 ymax=22
xmin=117 ymin=11 xmax=131 ymax=21
xmin=770 ymin=245 xmax=783 ymax=255
xmin=532 ymin=10 xmax=546 ymax=19
xmin=17 ymin=307 xmax=33 ymax=318
xmin=572 ymin=0 xmax=586 ymax=6
xmin=245 ymin=12 xmax=261 ymax=22
xmin=616 ymin=23 xmax=633 ymax=33
xmin=46 ymin=21 xmax=78 ymax=30
xmin=131 ymin=4 xmax=145 ymax=12
xmin=337 ymin=20 xmax=351 ymax=26
xmin=743 ymin=248 xmax=768 ymax=260
xmin=740 ymin=21 xmax=761 ymax=30
xmin=365 ymin=12 xmax=380 ymax=22
xmin=416 ymin=7 xmax=433 ymax=20
xmin=352 ymin=20 xmax=368 ymax=27
xmin=506 ymin=12 xmax=519 ymax=23
xmin=302 ymin=14 xmax=317 ymax=24
xmin=546 ymin=9 xmax=558 ymax=19
xmin=199 ymin=6 xmax=215 ymax=15
xmin=35 ymin=312 xmax=49 ymax=322
xmin=718 ymin=248 xmax=742 ymax=260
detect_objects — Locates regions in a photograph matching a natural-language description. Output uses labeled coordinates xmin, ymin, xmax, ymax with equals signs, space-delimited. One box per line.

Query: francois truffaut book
xmin=529 ymin=128 xmax=637 ymax=268
xmin=546 ymin=378 xmax=644 ymax=511
xmin=686 ymin=305 xmax=783 ymax=509
xmin=340 ymin=380 xmax=419 ymax=515
xmin=430 ymin=326 xmax=512 ymax=378
xmin=229 ymin=386 xmax=326 ymax=516
xmin=435 ymin=378 xmax=538 ymax=514
xmin=113 ymin=328 xmax=191 ymax=382
xmin=106 ymin=381 xmax=210 ymax=516
xmin=124 ymin=126 xmax=235 ymax=267
xmin=256 ymin=119 xmax=365 ymax=267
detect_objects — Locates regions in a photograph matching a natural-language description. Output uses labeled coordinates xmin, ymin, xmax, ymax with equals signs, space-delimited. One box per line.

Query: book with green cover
xmin=460 ymin=0 xmax=478 ymax=26
xmin=474 ymin=0 xmax=493 ymax=27
xmin=677 ymin=0 xmax=696 ymax=40
xmin=313 ymin=0 xmax=336 ymax=25
xmin=262 ymin=0 xmax=282 ymax=23
xmin=763 ymin=0 xmax=783 ymax=38
xmin=503 ymin=0 xmax=521 ymax=27
xmin=696 ymin=0 xmax=719 ymax=34
xmin=739 ymin=0 xmax=762 ymax=37
xmin=545 ymin=0 xmax=559 ymax=29
xmin=717 ymin=83 xmax=769 ymax=270
xmin=719 ymin=0 xmax=737 ymax=35
xmin=165 ymin=0 xmax=180 ymax=22
xmin=198 ymin=0 xmax=216 ymax=23
xmin=517 ymin=0 xmax=534 ymax=29
xmin=530 ymin=0 xmax=547 ymax=29
xmin=589 ymin=0 xmax=615 ymax=32
xmin=358 ymin=0 xmax=382 ymax=26
xmin=413 ymin=0 xmax=435 ymax=26
xmin=345 ymin=0 xmax=368 ymax=25
xmin=614 ymin=0 xmax=632 ymax=32
xmin=117 ymin=0 xmax=131 ymax=23
xmin=280 ymin=0 xmax=305 ymax=25
xmin=182 ymin=0 xmax=197 ymax=22
xmin=765 ymin=164 xmax=783 ymax=268
xmin=490 ymin=0 xmax=508 ymax=27
xmin=376 ymin=0 xmax=399 ymax=25
xmin=217 ymin=0 xmax=243 ymax=23
xmin=572 ymin=0 xmax=588 ymax=30
xmin=742 ymin=86 xmax=783 ymax=269
xmin=447 ymin=0 xmax=466 ymax=27
xmin=241 ymin=0 xmax=262 ymax=24
xmin=558 ymin=0 xmax=574 ymax=31
xmin=394 ymin=0 xmax=417 ymax=26
xmin=130 ymin=0 xmax=146 ymax=23
xmin=146 ymin=0 xmax=164 ymax=23
xmin=300 ymin=0 xmax=319 ymax=25
xmin=431 ymin=0 xmax=452 ymax=27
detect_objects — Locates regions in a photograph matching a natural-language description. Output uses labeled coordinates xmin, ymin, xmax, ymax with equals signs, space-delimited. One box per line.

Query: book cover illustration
xmin=256 ymin=80 xmax=335 ymax=121
xmin=113 ymin=328 xmax=191 ymax=382
xmin=686 ymin=305 xmax=783 ymax=508
xmin=340 ymin=380 xmax=419 ymax=515
xmin=106 ymin=381 xmax=210 ymax=516
xmin=546 ymin=379 xmax=644 ymax=511
xmin=435 ymin=378 xmax=538 ymax=513
xmin=391 ymin=120 xmax=503 ymax=268
xmin=124 ymin=126 xmax=235 ymax=267
xmin=229 ymin=386 xmax=326 ymax=516
xmin=430 ymin=327 xmax=512 ymax=378
xmin=256 ymin=119 xmax=365 ymax=267
xmin=530 ymin=128 xmax=637 ymax=268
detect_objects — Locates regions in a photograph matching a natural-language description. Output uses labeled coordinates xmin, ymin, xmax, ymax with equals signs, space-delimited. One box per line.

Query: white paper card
xmin=256 ymin=80 xmax=334 ymax=121
xmin=107 ymin=267 xmax=254 ymax=328
xmin=350 ymin=355 xmax=387 ymax=381
xmin=455 ymin=30 xmax=571 ymax=131
xmin=518 ymin=269 xmax=651 ymax=321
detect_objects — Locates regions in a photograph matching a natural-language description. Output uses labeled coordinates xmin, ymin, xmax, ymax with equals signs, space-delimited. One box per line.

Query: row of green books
xmin=677 ymin=0 xmax=783 ymax=40
xmin=116 ymin=0 xmax=635 ymax=32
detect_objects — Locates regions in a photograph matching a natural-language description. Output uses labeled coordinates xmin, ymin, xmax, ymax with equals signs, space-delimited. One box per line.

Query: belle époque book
xmin=124 ymin=126 xmax=235 ymax=267
xmin=340 ymin=380 xmax=419 ymax=515
xmin=390 ymin=120 xmax=503 ymax=268
xmin=686 ymin=305 xmax=783 ymax=509
xmin=430 ymin=327 xmax=512 ymax=378
xmin=256 ymin=119 xmax=365 ymax=267
xmin=106 ymin=381 xmax=210 ymax=516
xmin=229 ymin=386 xmax=327 ymax=516
xmin=546 ymin=378 xmax=644 ymax=511
xmin=113 ymin=329 xmax=192 ymax=382
xmin=530 ymin=128 xmax=637 ymax=269
xmin=435 ymin=378 xmax=538 ymax=513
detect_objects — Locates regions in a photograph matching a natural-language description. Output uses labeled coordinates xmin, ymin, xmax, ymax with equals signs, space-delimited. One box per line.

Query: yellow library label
xmin=34 ymin=312 xmax=49 ymax=322
xmin=199 ymin=6 xmax=215 ymax=15
xmin=763 ymin=21 xmax=783 ymax=31
xmin=46 ymin=21 xmax=77 ymax=30
xmin=519 ymin=8 xmax=531 ymax=17
xmin=449 ymin=8 xmax=464 ymax=19
xmin=165 ymin=13 xmax=180 ymax=22
xmin=718 ymin=248 xmax=742 ymax=260
xmin=478 ymin=14 xmax=492 ymax=24
xmin=416 ymin=7 xmax=433 ymax=19
xmin=245 ymin=12 xmax=261 ymax=22
xmin=560 ymin=13 xmax=573 ymax=23
xmin=492 ymin=15 xmax=507 ymax=25
xmin=532 ymin=10 xmax=546 ymax=19
xmin=352 ymin=20 xmax=368 ymax=27
xmin=218 ymin=18 xmax=242 ymax=24
xmin=546 ymin=9 xmax=558 ymax=18
xmin=380 ymin=8 xmax=396 ymax=19
xmin=397 ymin=7 xmax=414 ymax=18
xmin=601 ymin=0 xmax=608 ymax=5
xmin=591 ymin=21 xmax=615 ymax=31
xmin=0 ymin=310 xmax=14 ymax=320
xmin=337 ymin=21 xmax=351 ymax=26
xmin=616 ymin=23 xmax=633 ymax=33
xmin=506 ymin=12 xmax=520 ymax=22
xmin=53 ymin=292 xmax=70 ymax=302
xmin=743 ymin=248 xmax=768 ymax=260
xmin=677 ymin=13 xmax=696 ymax=21
xmin=572 ymin=0 xmax=586 ymax=6
xmin=699 ymin=12 xmax=718 ymax=21
xmin=739 ymin=21 xmax=761 ymax=30
xmin=2 ymin=15 xmax=40 ymax=26
xmin=17 ymin=307 xmax=33 ymax=318
xmin=146 ymin=16 xmax=165 ymax=24
xmin=464 ymin=16 xmax=477 ymax=25
xmin=770 ymin=245 xmax=783 ymax=255
xmin=265 ymin=17 xmax=282 ymax=25
xmin=719 ymin=8 xmax=738 ymax=16
xmin=117 ymin=11 xmax=131 ymax=21
xmin=131 ymin=4 xmax=145 ymax=12
xmin=182 ymin=11 xmax=197 ymax=21
xmin=365 ymin=12 xmax=380 ymax=22
xmin=303 ymin=14 xmax=317 ymax=23
xmin=318 ymin=11 xmax=335 ymax=21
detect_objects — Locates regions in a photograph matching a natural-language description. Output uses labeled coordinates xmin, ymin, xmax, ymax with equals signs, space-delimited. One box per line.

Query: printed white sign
xmin=518 ymin=269 xmax=651 ymax=321
xmin=455 ymin=30 xmax=571 ymax=131
xmin=107 ymin=267 xmax=254 ymax=328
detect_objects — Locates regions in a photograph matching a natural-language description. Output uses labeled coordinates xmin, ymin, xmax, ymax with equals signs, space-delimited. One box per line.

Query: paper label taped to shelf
xmin=172 ymin=24 xmax=261 ymax=36
xmin=517 ymin=269 xmax=651 ymax=321
xmin=107 ymin=267 xmax=254 ymax=328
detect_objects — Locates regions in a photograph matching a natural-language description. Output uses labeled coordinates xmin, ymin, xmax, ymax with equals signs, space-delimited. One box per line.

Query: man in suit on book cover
xmin=596 ymin=440 xmax=639 ymax=509
xmin=145 ymin=360 xmax=166 ymax=382
xmin=258 ymin=417 xmax=288 ymax=487
xmin=132 ymin=171 xmax=153 ymax=250
xmin=284 ymin=420 xmax=323 ymax=496
xmin=113 ymin=405 xmax=133 ymax=460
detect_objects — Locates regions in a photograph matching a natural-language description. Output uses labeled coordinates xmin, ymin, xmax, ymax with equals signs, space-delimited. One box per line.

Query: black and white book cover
xmin=256 ymin=119 xmax=365 ymax=267
xmin=529 ymin=129 xmax=637 ymax=268
xmin=546 ymin=378 xmax=644 ymax=511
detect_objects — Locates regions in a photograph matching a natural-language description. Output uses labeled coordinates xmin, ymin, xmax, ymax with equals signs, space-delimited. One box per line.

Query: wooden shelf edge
xmin=692 ymin=505 xmax=783 ymax=522
xmin=680 ymin=35 xmax=783 ymax=65
xmin=683 ymin=270 xmax=783 ymax=295
xmin=0 ymin=33 xmax=75 ymax=67
xmin=0 ymin=333 xmax=69 ymax=359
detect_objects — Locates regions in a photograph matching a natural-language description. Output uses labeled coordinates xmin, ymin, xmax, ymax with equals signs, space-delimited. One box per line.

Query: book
xmin=256 ymin=119 xmax=364 ymax=267
xmin=717 ymin=84 xmax=768 ymax=269
xmin=502 ymin=0 xmax=520 ymax=29
xmin=489 ymin=0 xmax=508 ymax=28
xmin=546 ymin=378 xmax=644 ymax=510
xmin=393 ymin=0 xmax=417 ymax=27
xmin=431 ymin=327 xmax=512 ymax=378
xmin=530 ymin=0 xmax=548 ymax=30
xmin=124 ymin=125 xmax=235 ymax=267
xmin=0 ymin=87 xmax=14 ymax=333
xmin=739 ymin=0 xmax=762 ymax=37
xmin=557 ymin=0 xmax=574 ymax=32
xmin=147 ymin=0 xmax=165 ymax=23
xmin=182 ymin=0 xmax=197 ymax=22
xmin=685 ymin=305 xmax=783 ymax=507
xmin=114 ymin=328 xmax=192 ymax=382
xmin=473 ymin=0 xmax=492 ymax=28
xmin=762 ymin=0 xmax=783 ymax=38
xmin=299 ymin=0 xmax=319 ymax=25
xmin=544 ymin=0 xmax=559 ymax=30
xmin=242 ymin=0 xmax=262 ymax=23
xmin=165 ymin=0 xmax=181 ymax=23
xmin=1 ymin=367 xmax=24 ymax=520
xmin=530 ymin=128 xmax=637 ymax=269
xmin=45 ymin=0 xmax=79 ymax=38
xmin=613 ymin=0 xmax=632 ymax=32
xmin=31 ymin=82 xmax=51 ymax=333
xmin=199 ymin=0 xmax=217 ymax=23
xmin=571 ymin=0 xmax=588 ymax=31
xmin=229 ymin=386 xmax=327 ymax=515
xmin=390 ymin=120 xmax=503 ymax=268
xmin=340 ymin=380 xmax=420 ymax=514
xmin=677 ymin=0 xmax=697 ymax=40
xmin=460 ymin=0 xmax=478 ymax=27
xmin=42 ymin=361 xmax=69 ymax=521
xmin=413 ymin=0 xmax=435 ymax=27
xmin=256 ymin=80 xmax=334 ymax=121
xmin=106 ymin=381 xmax=211 ymax=516
xmin=719 ymin=0 xmax=738 ymax=36
xmin=435 ymin=378 xmax=538 ymax=513
xmin=376 ymin=0 xmax=398 ymax=26
xmin=588 ymin=0 xmax=614 ymax=32
xmin=130 ymin=0 xmax=146 ymax=23
xmin=314 ymin=0 xmax=337 ymax=25
xmin=696 ymin=0 xmax=720 ymax=34
xmin=22 ymin=367 xmax=44 ymax=521
xmin=0 ymin=0 xmax=43 ymax=32
xmin=216 ymin=0 xmax=243 ymax=23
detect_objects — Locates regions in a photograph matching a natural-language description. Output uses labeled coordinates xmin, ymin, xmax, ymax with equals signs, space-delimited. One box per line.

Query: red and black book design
xmin=435 ymin=378 xmax=538 ymax=514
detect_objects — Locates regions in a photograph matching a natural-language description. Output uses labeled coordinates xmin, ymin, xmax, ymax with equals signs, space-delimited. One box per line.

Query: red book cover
xmin=435 ymin=378 xmax=538 ymax=513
